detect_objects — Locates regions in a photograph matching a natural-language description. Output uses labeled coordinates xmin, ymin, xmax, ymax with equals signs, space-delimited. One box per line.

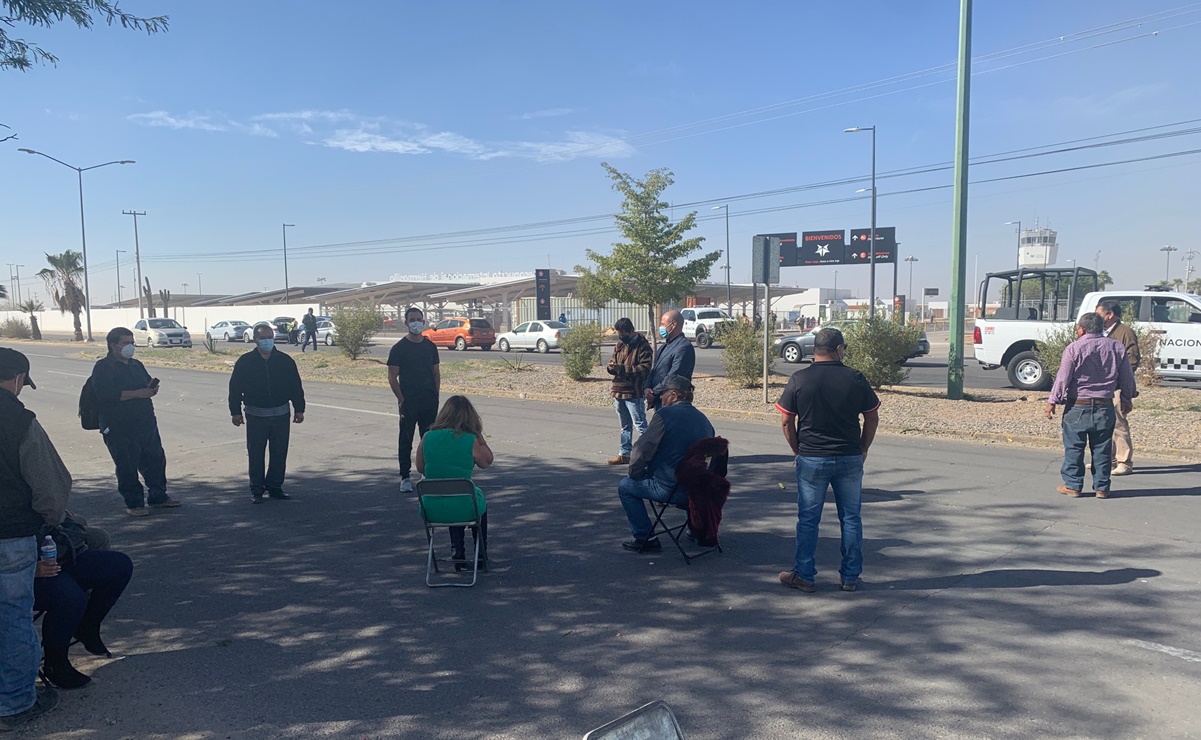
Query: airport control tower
xmin=1017 ymin=226 xmax=1059 ymax=268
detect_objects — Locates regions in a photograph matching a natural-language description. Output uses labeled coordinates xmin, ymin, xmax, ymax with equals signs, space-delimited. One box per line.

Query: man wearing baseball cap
xmin=0 ymin=348 xmax=68 ymax=730
xmin=617 ymin=375 xmax=714 ymax=553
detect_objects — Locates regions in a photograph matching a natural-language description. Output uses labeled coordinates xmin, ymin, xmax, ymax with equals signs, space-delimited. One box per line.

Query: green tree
xmin=37 ymin=249 xmax=85 ymax=341
xmin=331 ymin=304 xmax=383 ymax=360
xmin=559 ymin=321 xmax=605 ymax=381
xmin=1 ymin=1 xmax=168 ymax=71
xmin=574 ymin=163 xmax=721 ymax=346
xmin=842 ymin=317 xmax=924 ymax=389
xmin=18 ymin=298 xmax=43 ymax=340
xmin=719 ymin=321 xmax=764 ymax=388
xmin=0 ymin=283 xmax=6 ymax=302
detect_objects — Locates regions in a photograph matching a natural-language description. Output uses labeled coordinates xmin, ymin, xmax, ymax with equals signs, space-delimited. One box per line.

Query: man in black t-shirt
xmin=387 ymin=307 xmax=440 ymax=492
xmin=775 ymin=328 xmax=879 ymax=594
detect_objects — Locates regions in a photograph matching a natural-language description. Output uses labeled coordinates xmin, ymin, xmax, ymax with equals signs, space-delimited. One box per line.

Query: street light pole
xmin=282 ymin=224 xmax=295 ymax=303
xmin=905 ymin=256 xmax=919 ymax=323
xmin=1005 ymin=221 xmax=1022 ymax=270
xmin=1161 ymin=244 xmax=1177 ymax=283
xmin=115 ymin=250 xmax=126 ymax=305
xmin=197 ymin=273 xmax=203 ymax=297
xmin=18 ymin=149 xmax=135 ymax=341
xmin=9 ymin=264 xmax=24 ymax=304
xmin=711 ymin=205 xmax=731 ymax=310
xmin=845 ymin=126 xmax=878 ymax=317
xmin=123 ymin=211 xmax=147 ymax=319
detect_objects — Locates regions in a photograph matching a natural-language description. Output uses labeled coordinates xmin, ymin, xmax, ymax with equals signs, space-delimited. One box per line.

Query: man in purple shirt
xmin=1045 ymin=312 xmax=1137 ymax=498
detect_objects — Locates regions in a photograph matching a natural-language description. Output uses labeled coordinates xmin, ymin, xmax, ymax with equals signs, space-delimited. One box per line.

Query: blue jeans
xmin=793 ymin=455 xmax=864 ymax=584
xmin=1061 ymin=402 xmax=1115 ymax=492
xmin=0 ymin=537 xmax=39 ymax=717
xmin=618 ymin=477 xmax=685 ymax=540
xmin=614 ymin=398 xmax=648 ymax=456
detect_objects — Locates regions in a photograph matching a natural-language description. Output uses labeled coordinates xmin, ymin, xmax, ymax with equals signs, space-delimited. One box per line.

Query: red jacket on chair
xmin=675 ymin=437 xmax=730 ymax=547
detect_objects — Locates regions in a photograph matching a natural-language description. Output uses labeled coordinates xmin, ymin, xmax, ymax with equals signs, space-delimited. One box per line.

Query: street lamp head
xmin=118 ymin=160 xmax=135 ymax=165
xmin=856 ymin=188 xmax=871 ymax=194
xmin=17 ymin=148 xmax=36 ymax=155
xmin=1004 ymin=221 xmax=1020 ymax=226
xmin=710 ymin=205 xmax=722 ymax=211
xmin=283 ymin=223 xmax=295 ymax=227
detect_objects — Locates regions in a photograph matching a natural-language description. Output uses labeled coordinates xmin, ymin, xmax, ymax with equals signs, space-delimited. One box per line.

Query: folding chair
xmin=417 ymin=478 xmax=485 ymax=588
xmin=647 ymin=438 xmax=729 ymax=565
xmin=583 ymin=700 xmax=686 ymax=739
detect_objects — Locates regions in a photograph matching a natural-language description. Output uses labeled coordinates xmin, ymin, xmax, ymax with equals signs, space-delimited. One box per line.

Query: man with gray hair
xmin=1045 ymin=311 xmax=1137 ymax=499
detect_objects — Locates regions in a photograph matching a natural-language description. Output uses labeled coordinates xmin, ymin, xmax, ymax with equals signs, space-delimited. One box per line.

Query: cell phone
xmin=149 ymin=378 xmax=160 ymax=389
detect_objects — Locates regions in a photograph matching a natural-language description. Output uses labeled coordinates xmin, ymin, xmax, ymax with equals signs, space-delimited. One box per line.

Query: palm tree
xmin=17 ymin=299 xmax=44 ymax=340
xmin=0 ymin=283 xmax=7 ymax=305
xmin=1096 ymin=270 xmax=1114 ymax=289
xmin=38 ymin=250 xmax=86 ymax=341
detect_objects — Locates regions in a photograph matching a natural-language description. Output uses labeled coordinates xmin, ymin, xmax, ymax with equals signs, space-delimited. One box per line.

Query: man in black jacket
xmin=0 ymin=348 xmax=63 ymax=729
xmin=91 ymin=328 xmax=180 ymax=517
xmin=229 ymin=324 xmax=306 ymax=503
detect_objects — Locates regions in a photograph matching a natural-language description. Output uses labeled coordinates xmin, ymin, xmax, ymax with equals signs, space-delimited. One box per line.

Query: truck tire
xmin=1007 ymin=350 xmax=1051 ymax=391
xmin=696 ymin=330 xmax=713 ymax=349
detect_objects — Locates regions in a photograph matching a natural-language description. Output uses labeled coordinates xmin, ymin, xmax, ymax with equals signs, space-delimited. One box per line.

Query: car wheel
xmin=145 ymin=336 xmax=153 ymax=348
xmin=696 ymin=330 xmax=713 ymax=349
xmin=498 ymin=338 xmax=510 ymax=352
xmin=1007 ymin=350 xmax=1051 ymax=391
xmin=223 ymin=333 xmax=231 ymax=341
xmin=537 ymin=339 xmax=549 ymax=354
xmin=455 ymin=336 xmax=467 ymax=351
xmin=782 ymin=343 xmax=801 ymax=363
xmin=481 ymin=344 xmax=492 ymax=351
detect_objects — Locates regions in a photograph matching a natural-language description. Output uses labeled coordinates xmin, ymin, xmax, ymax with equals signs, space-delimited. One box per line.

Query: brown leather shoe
xmin=1095 ymin=490 xmax=1110 ymax=499
xmin=607 ymin=455 xmax=630 ymax=465
xmin=778 ymin=571 xmax=816 ymax=592
xmin=1057 ymin=485 xmax=1082 ymax=498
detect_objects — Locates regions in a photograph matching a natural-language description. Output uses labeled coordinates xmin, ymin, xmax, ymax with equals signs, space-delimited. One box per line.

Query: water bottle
xmin=40 ymin=535 xmax=56 ymax=563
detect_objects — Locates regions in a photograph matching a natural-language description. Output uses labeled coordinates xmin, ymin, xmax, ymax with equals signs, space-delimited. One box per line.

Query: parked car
xmin=772 ymin=321 xmax=929 ymax=364
xmin=681 ymin=307 xmax=736 ymax=348
xmin=133 ymin=317 xmax=193 ymax=348
xmin=422 ymin=316 xmax=496 ymax=350
xmin=314 ymin=318 xmax=337 ymax=346
xmin=243 ymin=321 xmax=289 ymax=342
xmin=495 ymin=320 xmax=568 ymax=353
xmin=206 ymin=320 xmax=251 ymax=342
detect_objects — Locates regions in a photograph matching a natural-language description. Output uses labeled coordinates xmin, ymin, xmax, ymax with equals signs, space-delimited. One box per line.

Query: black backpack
xmin=79 ymin=377 xmax=100 ymax=431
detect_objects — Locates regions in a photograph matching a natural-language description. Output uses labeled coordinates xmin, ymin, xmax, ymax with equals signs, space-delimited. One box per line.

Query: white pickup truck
xmin=680 ymin=307 xmax=736 ymax=349
xmin=973 ymin=267 xmax=1201 ymax=390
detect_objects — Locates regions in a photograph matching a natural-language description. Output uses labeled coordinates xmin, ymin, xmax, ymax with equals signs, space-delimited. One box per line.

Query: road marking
xmin=46 ymin=370 xmax=90 ymax=379
xmin=306 ymin=402 xmax=395 ymax=418
xmin=1127 ymin=639 xmax=1201 ymax=663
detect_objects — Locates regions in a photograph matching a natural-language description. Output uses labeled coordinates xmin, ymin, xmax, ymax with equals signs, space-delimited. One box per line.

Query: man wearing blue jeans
xmin=775 ymin=328 xmax=879 ymax=593
xmin=606 ymin=318 xmax=653 ymax=465
xmin=617 ymin=376 xmax=714 ymax=553
xmin=0 ymin=348 xmax=65 ymax=729
xmin=1045 ymin=312 xmax=1136 ymax=498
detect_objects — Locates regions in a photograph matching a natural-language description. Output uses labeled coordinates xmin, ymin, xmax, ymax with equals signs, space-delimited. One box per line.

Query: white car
xmin=496 ymin=320 xmax=569 ymax=353
xmin=206 ymin=320 xmax=250 ymax=342
xmin=133 ymin=318 xmax=193 ymax=348
xmin=315 ymin=319 xmax=337 ymax=346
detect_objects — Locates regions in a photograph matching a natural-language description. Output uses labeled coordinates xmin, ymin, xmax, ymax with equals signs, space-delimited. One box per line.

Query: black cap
xmin=0 ymin=347 xmax=36 ymax=389
xmin=654 ymin=375 xmax=692 ymax=395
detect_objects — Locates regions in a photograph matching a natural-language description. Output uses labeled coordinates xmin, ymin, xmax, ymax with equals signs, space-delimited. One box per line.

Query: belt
xmin=1066 ymin=398 xmax=1113 ymax=406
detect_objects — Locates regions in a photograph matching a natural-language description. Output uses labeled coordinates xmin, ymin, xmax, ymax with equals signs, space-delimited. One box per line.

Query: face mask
xmin=257 ymin=338 xmax=275 ymax=352
xmin=120 ymin=344 xmax=136 ymax=359
xmin=658 ymin=326 xmax=669 ymax=339
xmin=408 ymin=321 xmax=425 ymax=334
xmin=620 ymin=334 xmax=632 ymax=344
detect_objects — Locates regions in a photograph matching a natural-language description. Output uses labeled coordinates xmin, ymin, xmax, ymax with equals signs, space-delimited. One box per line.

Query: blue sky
xmin=2 ymin=0 xmax=1199 ymax=303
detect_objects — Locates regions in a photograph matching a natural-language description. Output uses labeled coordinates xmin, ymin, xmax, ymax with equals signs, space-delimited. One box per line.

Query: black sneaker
xmin=41 ymin=656 xmax=91 ymax=690
xmin=251 ymin=491 xmax=264 ymax=504
xmin=621 ymin=538 xmax=662 ymax=553
xmin=267 ymin=489 xmax=291 ymax=500
xmin=0 ymin=685 xmax=60 ymax=730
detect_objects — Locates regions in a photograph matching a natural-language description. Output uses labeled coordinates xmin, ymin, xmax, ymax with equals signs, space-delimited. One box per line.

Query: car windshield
xmin=545 ymin=321 xmax=567 ymax=329
xmin=698 ymin=311 xmax=725 ymax=319
xmin=148 ymin=319 xmax=181 ymax=329
xmin=231 ymin=321 xmax=248 ymax=326
xmin=470 ymin=319 xmax=492 ymax=328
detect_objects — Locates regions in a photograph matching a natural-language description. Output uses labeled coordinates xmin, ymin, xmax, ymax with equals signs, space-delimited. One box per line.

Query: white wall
xmin=0 ymin=303 xmax=318 ymax=336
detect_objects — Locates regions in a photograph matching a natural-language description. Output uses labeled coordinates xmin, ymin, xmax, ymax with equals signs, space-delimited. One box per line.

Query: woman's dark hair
xmin=614 ymin=318 xmax=635 ymax=333
xmin=106 ymin=327 xmax=133 ymax=350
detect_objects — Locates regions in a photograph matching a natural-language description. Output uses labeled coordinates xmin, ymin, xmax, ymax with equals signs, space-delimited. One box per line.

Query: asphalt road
xmin=8 ymin=346 xmax=1201 ymax=738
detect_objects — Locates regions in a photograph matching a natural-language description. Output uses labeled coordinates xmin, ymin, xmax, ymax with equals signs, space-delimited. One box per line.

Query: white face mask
xmin=120 ymin=344 xmax=136 ymax=359
xmin=408 ymin=320 xmax=425 ymax=335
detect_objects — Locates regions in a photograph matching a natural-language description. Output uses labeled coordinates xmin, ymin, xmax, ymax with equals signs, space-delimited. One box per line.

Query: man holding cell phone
xmin=90 ymin=327 xmax=180 ymax=517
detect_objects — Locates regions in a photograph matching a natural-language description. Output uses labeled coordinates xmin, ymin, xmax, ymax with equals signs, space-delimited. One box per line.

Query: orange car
xmin=422 ymin=317 xmax=496 ymax=350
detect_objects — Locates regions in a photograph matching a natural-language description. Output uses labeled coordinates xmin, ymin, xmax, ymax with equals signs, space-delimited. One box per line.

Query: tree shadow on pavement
xmin=36 ymin=452 xmax=1185 ymax=740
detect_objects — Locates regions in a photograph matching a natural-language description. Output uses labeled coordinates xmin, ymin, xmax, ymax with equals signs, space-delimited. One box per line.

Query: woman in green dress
xmin=415 ymin=395 xmax=494 ymax=568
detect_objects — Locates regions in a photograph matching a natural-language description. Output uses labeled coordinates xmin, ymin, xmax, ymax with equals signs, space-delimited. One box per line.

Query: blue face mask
xmin=658 ymin=326 xmax=669 ymax=339
xmin=257 ymin=338 xmax=275 ymax=352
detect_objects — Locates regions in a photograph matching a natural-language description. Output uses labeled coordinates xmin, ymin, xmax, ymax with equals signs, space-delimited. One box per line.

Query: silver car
xmin=133 ymin=317 xmax=193 ymax=348
xmin=207 ymin=320 xmax=250 ymax=342
xmin=314 ymin=319 xmax=337 ymax=346
xmin=495 ymin=320 xmax=569 ymax=353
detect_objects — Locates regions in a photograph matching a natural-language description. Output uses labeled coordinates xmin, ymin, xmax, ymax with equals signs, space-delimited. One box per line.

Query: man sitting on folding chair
xmin=616 ymin=376 xmax=714 ymax=554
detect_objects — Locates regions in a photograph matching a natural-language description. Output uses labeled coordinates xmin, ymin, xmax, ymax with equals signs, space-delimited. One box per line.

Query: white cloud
xmin=499 ymin=131 xmax=635 ymax=162
xmin=323 ymin=130 xmax=429 ymax=155
xmin=127 ymin=111 xmax=227 ymax=132
xmin=254 ymin=109 xmax=361 ymax=123
xmin=514 ymin=107 xmax=577 ymax=120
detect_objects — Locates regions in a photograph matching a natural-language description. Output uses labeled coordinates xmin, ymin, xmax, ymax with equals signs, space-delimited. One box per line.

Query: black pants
xmin=103 ymin=427 xmax=168 ymax=509
xmin=34 ymin=550 xmax=133 ymax=653
xmin=398 ymin=394 xmax=438 ymax=478
xmin=450 ymin=513 xmax=488 ymax=558
xmin=246 ymin=413 xmax=291 ymax=493
xmin=302 ymin=329 xmax=318 ymax=351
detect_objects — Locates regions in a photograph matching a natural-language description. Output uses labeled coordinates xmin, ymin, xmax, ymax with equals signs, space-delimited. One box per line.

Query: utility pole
xmin=197 ymin=273 xmax=203 ymax=297
xmin=123 ymin=210 xmax=147 ymax=319
xmin=182 ymin=282 xmax=189 ymax=294
xmin=282 ymin=223 xmax=295 ymax=302
xmin=116 ymin=250 xmax=126 ymax=305
xmin=905 ymin=256 xmax=919 ymax=323
xmin=947 ymin=0 xmax=973 ymax=401
xmin=1184 ymin=250 xmax=1199 ymax=289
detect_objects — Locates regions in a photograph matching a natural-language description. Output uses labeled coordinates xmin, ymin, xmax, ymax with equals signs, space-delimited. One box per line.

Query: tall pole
xmin=282 ymin=223 xmax=295 ymax=302
xmin=905 ymin=256 xmax=918 ymax=322
xmin=197 ymin=273 xmax=203 ymax=297
xmin=11 ymin=264 xmax=23 ymax=304
xmin=723 ymin=207 xmax=731 ymax=309
xmin=870 ymin=126 xmax=877 ymax=318
xmin=763 ymin=281 xmax=771 ymax=404
xmin=123 ymin=211 xmax=147 ymax=319
xmin=1006 ymin=220 xmax=1022 ymax=270
xmin=115 ymin=250 xmax=126 ymax=305
xmin=947 ymin=0 xmax=973 ymax=400
xmin=1161 ymin=245 xmax=1177 ymax=282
